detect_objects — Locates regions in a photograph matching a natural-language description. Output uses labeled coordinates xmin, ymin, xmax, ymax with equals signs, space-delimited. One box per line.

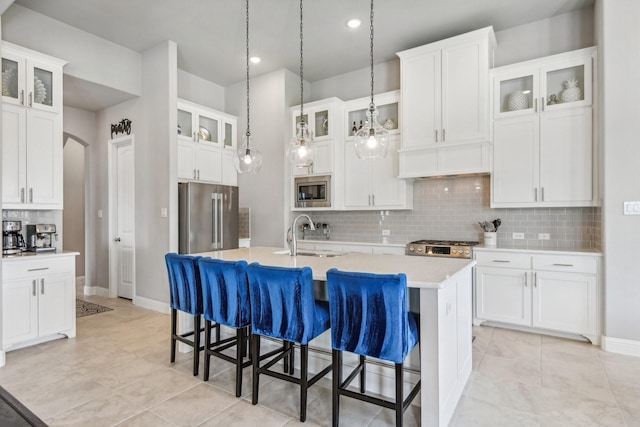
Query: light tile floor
xmin=1 ymin=293 xmax=640 ymax=426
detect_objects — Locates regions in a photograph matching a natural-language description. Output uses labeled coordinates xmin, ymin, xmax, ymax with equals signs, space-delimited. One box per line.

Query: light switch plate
xmin=161 ymin=208 xmax=168 ymax=218
xmin=538 ymin=233 xmax=550 ymax=240
xmin=512 ymin=232 xmax=525 ymax=240
xmin=624 ymin=201 xmax=640 ymax=215
xmin=382 ymin=229 xmax=390 ymax=236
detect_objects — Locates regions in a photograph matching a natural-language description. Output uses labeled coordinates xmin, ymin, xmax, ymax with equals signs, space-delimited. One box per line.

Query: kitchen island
xmin=195 ymin=247 xmax=475 ymax=427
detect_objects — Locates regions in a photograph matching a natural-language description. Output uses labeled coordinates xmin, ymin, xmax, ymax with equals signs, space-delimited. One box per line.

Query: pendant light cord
xmin=245 ymin=0 xmax=251 ymax=139
xmin=299 ymin=0 xmax=304 ymax=122
xmin=369 ymin=0 xmax=375 ymax=112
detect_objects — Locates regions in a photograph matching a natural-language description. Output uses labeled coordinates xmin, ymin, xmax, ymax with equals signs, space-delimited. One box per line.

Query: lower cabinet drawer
xmin=474 ymin=251 xmax=531 ymax=269
xmin=532 ymin=254 xmax=598 ymax=274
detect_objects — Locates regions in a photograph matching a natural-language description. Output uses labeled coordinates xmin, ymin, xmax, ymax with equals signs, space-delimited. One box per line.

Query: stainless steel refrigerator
xmin=178 ymin=182 xmax=239 ymax=254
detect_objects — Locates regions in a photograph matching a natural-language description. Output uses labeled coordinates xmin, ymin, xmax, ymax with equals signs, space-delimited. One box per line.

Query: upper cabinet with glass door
xmin=291 ymin=97 xmax=343 ymax=142
xmin=177 ymin=99 xmax=221 ymax=145
xmin=494 ymin=48 xmax=593 ymax=119
xmin=345 ymin=90 xmax=399 ymax=140
xmin=2 ymin=42 xmax=66 ymax=114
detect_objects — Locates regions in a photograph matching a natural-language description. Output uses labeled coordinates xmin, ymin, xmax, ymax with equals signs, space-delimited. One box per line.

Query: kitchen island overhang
xmin=193 ymin=247 xmax=475 ymax=427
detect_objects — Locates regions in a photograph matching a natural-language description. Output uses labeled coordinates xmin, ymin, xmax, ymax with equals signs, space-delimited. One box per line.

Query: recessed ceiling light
xmin=346 ymin=18 xmax=361 ymax=29
xmin=250 ymin=56 xmax=261 ymax=64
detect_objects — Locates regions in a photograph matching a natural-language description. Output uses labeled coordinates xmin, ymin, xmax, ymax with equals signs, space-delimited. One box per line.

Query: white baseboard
xmin=602 ymin=336 xmax=640 ymax=357
xmin=75 ymin=276 xmax=86 ymax=287
xmin=82 ymin=286 xmax=109 ymax=297
xmin=133 ymin=295 xmax=171 ymax=314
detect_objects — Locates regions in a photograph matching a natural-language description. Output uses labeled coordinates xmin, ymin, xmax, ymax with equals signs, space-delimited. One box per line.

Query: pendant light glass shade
xmin=287 ymin=0 xmax=314 ymax=168
xmin=354 ymin=106 xmax=389 ymax=160
xmin=354 ymin=0 xmax=387 ymax=160
xmin=234 ymin=134 xmax=263 ymax=174
xmin=287 ymin=121 xmax=314 ymax=168
xmin=234 ymin=0 xmax=262 ymax=174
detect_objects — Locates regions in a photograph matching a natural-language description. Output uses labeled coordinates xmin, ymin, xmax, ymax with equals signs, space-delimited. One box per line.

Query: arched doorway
xmin=63 ymin=133 xmax=89 ymax=294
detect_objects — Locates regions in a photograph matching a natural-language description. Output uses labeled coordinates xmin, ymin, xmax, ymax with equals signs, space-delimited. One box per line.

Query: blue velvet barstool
xmin=246 ymin=263 xmax=333 ymax=422
xmin=165 ymin=253 xmax=218 ymax=376
xmin=198 ymin=258 xmax=252 ymax=397
xmin=326 ymin=268 xmax=421 ymax=427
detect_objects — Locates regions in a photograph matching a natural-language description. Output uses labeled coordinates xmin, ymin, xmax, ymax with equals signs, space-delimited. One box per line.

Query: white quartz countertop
xmin=192 ymin=246 xmax=475 ymax=289
xmin=2 ymin=250 xmax=80 ymax=261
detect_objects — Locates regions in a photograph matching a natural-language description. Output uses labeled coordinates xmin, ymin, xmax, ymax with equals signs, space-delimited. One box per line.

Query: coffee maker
xmin=26 ymin=224 xmax=57 ymax=252
xmin=3 ymin=220 xmax=26 ymax=256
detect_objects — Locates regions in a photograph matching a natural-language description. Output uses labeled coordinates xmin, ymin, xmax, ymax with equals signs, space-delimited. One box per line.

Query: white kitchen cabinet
xmin=2 ymin=254 xmax=77 ymax=351
xmin=344 ymin=136 xmax=411 ymax=210
xmin=290 ymin=98 xmax=344 ymax=177
xmin=397 ymin=27 xmax=495 ymax=178
xmin=2 ymin=43 xmax=66 ymax=210
xmin=177 ymin=99 xmax=237 ymax=185
xmin=474 ymin=249 xmax=600 ymax=342
xmin=491 ymin=47 xmax=597 ymax=208
xmin=2 ymin=42 xmax=64 ymax=114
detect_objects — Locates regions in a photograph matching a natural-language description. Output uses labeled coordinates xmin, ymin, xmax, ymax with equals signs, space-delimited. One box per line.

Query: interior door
xmin=110 ymin=137 xmax=135 ymax=299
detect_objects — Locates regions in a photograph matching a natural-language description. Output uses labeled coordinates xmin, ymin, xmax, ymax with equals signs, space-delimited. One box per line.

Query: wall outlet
xmin=538 ymin=233 xmax=551 ymax=240
xmin=512 ymin=232 xmax=525 ymax=240
xmin=382 ymin=229 xmax=391 ymax=236
xmin=624 ymin=201 xmax=640 ymax=215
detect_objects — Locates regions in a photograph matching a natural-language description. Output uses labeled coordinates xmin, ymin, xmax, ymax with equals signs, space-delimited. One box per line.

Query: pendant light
xmin=353 ymin=0 xmax=389 ymax=160
xmin=287 ymin=0 xmax=314 ymax=168
xmin=234 ymin=0 xmax=263 ymax=174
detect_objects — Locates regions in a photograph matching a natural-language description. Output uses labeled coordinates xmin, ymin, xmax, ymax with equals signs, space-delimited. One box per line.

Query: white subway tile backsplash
xmin=297 ymin=175 xmax=600 ymax=250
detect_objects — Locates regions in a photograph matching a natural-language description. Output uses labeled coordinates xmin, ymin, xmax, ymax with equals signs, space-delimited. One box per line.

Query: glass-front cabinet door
xmin=28 ymin=58 xmax=62 ymax=113
xmin=196 ymin=113 xmax=219 ymax=144
xmin=223 ymin=118 xmax=236 ymax=149
xmin=540 ymin=55 xmax=592 ymax=112
xmin=346 ymin=90 xmax=399 ymax=139
xmin=493 ymin=68 xmax=538 ymax=119
xmin=292 ymin=106 xmax=332 ymax=141
xmin=2 ymin=53 xmax=26 ymax=107
xmin=177 ymin=107 xmax=193 ymax=141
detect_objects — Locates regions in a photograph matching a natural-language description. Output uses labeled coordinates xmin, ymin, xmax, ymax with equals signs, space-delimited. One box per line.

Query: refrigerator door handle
xmin=212 ymin=193 xmax=219 ymax=249
xmin=219 ymin=195 xmax=224 ymax=249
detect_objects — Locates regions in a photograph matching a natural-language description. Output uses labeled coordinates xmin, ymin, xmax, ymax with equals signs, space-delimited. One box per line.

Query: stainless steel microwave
xmin=295 ymin=175 xmax=331 ymax=208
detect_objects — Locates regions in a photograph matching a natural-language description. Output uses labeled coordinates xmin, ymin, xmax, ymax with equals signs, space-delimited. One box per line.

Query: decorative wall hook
xmin=111 ymin=118 xmax=132 ymax=138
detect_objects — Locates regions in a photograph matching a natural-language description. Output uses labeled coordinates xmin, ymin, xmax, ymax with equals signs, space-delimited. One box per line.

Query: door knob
xmin=114 ymin=237 xmax=121 ymax=242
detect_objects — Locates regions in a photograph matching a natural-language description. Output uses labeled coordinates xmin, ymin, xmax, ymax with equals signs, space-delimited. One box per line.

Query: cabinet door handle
xmin=534 ymin=188 xmax=538 ymax=202
xmin=524 ymin=272 xmax=528 ymax=287
xmin=28 ymin=267 xmax=49 ymax=272
xmin=442 ymin=129 xmax=446 ymax=142
xmin=541 ymin=187 xmax=545 ymax=201
xmin=372 ymin=194 xmax=375 ymax=206
xmin=29 ymin=92 xmax=33 ymax=107
xmin=29 ymin=188 xmax=33 ymax=203
xmin=20 ymin=188 xmax=25 ymax=203
xmin=41 ymin=278 xmax=45 ymax=294
xmin=193 ymin=169 xmax=196 ymax=179
xmin=197 ymin=170 xmax=200 ymax=180
xmin=32 ymin=280 xmax=36 ymax=296
xmin=534 ymin=98 xmax=537 ymax=112
xmin=435 ymin=130 xmax=438 ymax=142
xmin=533 ymin=272 xmax=537 ymax=287
xmin=492 ymin=260 xmax=511 ymax=263
xmin=20 ymin=89 xmax=25 ymax=105
xmin=368 ymin=195 xmax=371 ymax=206
xmin=553 ymin=263 xmax=574 ymax=267
xmin=541 ymin=97 xmax=545 ymax=112
xmin=193 ymin=131 xmax=196 ymax=141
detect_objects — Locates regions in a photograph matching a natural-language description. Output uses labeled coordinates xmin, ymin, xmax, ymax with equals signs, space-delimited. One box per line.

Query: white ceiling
xmin=13 ymin=0 xmax=594 ymax=110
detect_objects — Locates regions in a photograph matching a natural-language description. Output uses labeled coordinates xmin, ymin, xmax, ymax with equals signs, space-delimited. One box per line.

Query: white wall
xmin=311 ymin=60 xmax=400 ymax=102
xmin=597 ymin=0 xmax=640 ymax=343
xmin=225 ymin=69 xmax=299 ymax=247
xmin=177 ymin=69 xmax=225 ymax=112
xmin=2 ymin=4 xmax=141 ymax=96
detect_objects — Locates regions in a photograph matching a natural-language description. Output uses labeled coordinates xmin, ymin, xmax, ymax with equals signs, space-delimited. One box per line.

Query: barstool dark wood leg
xmin=332 ymin=350 xmax=341 ymax=427
xmin=170 ymin=308 xmax=177 ymax=363
xmin=203 ymin=320 xmax=212 ymax=381
xmin=283 ymin=341 xmax=289 ymax=373
xmin=193 ymin=315 xmax=201 ymax=376
xmin=235 ymin=327 xmax=244 ymax=397
xmin=300 ymin=344 xmax=308 ymax=422
xmin=289 ymin=342 xmax=295 ymax=375
xmin=395 ymin=363 xmax=403 ymax=427
xmin=251 ymin=334 xmax=260 ymax=405
xmin=359 ymin=355 xmax=366 ymax=393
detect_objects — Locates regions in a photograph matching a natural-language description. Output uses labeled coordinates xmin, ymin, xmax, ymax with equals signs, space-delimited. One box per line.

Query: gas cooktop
xmin=405 ymin=240 xmax=479 ymax=258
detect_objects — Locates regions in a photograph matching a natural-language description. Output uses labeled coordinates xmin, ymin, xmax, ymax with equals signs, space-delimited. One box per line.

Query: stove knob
xmin=451 ymin=249 xmax=458 ymax=254
xmin=417 ymin=247 xmax=424 ymax=253
xmin=464 ymin=250 xmax=470 ymax=255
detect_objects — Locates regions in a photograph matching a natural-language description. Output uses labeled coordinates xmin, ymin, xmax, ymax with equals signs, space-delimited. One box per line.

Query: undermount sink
xmin=272 ymin=249 xmax=345 ymax=257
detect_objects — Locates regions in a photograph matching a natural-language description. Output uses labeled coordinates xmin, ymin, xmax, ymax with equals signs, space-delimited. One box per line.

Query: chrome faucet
xmin=290 ymin=214 xmax=315 ymax=256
